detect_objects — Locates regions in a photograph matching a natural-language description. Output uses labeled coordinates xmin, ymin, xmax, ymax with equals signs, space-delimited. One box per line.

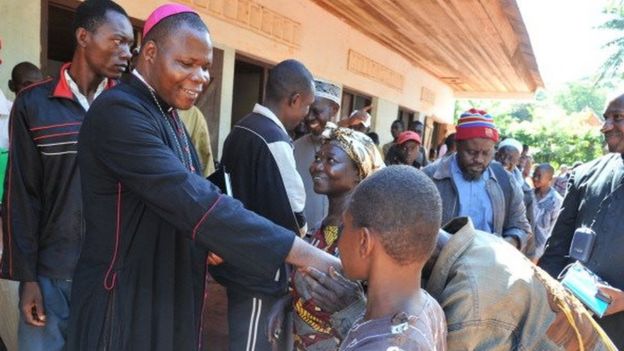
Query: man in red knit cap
xmin=422 ymin=108 xmax=532 ymax=255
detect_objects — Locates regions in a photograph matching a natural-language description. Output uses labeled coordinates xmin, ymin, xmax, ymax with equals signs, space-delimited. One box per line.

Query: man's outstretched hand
xmin=296 ymin=266 xmax=363 ymax=313
xmin=207 ymin=252 xmax=224 ymax=265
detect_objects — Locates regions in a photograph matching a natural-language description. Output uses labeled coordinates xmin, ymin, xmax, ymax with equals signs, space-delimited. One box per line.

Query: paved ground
xmin=201 ymin=274 xmax=229 ymax=351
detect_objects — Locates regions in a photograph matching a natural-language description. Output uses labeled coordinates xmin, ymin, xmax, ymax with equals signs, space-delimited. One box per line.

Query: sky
xmin=517 ymin=0 xmax=620 ymax=90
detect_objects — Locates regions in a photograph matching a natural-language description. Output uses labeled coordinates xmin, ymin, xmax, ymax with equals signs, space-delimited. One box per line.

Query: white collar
xmin=132 ymin=69 xmax=174 ymax=113
xmin=132 ymin=68 xmax=173 ymax=113
xmin=63 ymin=68 xmax=107 ymax=110
xmin=253 ymin=103 xmax=288 ymax=135
xmin=132 ymin=69 xmax=154 ymax=91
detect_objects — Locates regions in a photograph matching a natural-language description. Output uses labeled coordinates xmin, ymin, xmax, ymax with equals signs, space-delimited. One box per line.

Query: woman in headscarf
xmin=288 ymin=127 xmax=384 ymax=350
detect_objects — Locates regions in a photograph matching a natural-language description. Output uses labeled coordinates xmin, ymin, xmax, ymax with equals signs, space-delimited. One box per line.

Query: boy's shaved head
xmin=348 ymin=165 xmax=442 ymax=264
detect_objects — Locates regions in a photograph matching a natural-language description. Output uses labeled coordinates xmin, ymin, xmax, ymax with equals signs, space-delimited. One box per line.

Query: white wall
xmin=117 ymin=0 xmax=456 ymax=125
xmin=0 ymin=0 xmax=41 ymax=100
xmin=0 ymin=0 xmax=457 ymax=125
xmin=216 ymin=45 xmax=235 ymax=159
xmin=371 ymin=97 xmax=399 ymax=146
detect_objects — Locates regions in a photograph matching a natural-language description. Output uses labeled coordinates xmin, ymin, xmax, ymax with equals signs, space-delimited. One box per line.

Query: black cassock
xmin=66 ymin=74 xmax=295 ymax=351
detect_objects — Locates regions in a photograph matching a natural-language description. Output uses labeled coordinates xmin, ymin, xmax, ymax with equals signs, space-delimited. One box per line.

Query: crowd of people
xmin=0 ymin=1 xmax=622 ymax=350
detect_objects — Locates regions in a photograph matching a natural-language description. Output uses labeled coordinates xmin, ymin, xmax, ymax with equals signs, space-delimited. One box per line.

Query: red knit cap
xmin=455 ymin=108 xmax=499 ymax=142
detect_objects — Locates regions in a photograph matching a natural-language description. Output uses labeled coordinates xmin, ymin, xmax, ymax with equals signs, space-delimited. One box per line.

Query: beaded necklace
xmin=147 ymin=87 xmax=195 ymax=173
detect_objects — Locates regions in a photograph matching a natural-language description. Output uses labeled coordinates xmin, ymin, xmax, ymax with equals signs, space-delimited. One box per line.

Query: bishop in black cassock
xmin=65 ymin=5 xmax=312 ymax=350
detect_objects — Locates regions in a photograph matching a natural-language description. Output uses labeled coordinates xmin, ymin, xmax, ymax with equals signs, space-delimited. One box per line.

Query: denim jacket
xmin=423 ymin=154 xmax=532 ymax=251
xmin=427 ymin=218 xmax=615 ymax=350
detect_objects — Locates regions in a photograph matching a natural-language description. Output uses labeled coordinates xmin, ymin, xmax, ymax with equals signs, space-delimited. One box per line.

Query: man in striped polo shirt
xmin=0 ymin=2 xmax=133 ymax=350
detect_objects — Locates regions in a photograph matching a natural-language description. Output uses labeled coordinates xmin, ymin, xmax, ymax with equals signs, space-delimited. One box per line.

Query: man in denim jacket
xmin=422 ymin=109 xmax=533 ymax=255
xmin=427 ymin=218 xmax=614 ymax=350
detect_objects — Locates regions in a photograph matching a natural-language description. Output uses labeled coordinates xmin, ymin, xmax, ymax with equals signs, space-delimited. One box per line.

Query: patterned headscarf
xmin=321 ymin=127 xmax=385 ymax=179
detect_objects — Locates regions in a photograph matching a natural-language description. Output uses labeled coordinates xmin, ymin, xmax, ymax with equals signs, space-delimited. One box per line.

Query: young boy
xmin=337 ymin=165 xmax=447 ymax=350
xmin=300 ymin=166 xmax=615 ymax=350
xmin=532 ymin=163 xmax=563 ymax=258
xmin=398 ymin=130 xmax=423 ymax=166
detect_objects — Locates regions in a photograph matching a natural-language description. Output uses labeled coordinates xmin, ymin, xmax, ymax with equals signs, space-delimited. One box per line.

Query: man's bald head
xmin=265 ymin=59 xmax=314 ymax=104
xmin=262 ymin=59 xmax=315 ymax=131
xmin=602 ymin=93 xmax=624 ymax=153
xmin=9 ymin=62 xmax=44 ymax=93
xmin=611 ymin=93 xmax=624 ymax=104
xmin=143 ymin=12 xmax=208 ymax=49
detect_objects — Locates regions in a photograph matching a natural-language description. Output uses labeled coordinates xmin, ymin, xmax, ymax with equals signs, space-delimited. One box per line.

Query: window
xmin=397 ymin=106 xmax=418 ymax=127
xmin=339 ymin=88 xmax=372 ymax=122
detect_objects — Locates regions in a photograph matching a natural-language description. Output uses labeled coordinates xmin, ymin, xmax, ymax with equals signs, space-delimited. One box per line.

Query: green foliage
xmin=554 ymin=80 xmax=607 ymax=115
xmin=450 ymin=2 xmax=617 ymax=167
xmin=605 ymin=0 xmax=624 ymax=14
xmin=501 ymin=119 xmax=604 ymax=168
xmin=455 ymin=88 xmax=605 ymax=168
xmin=510 ymin=103 xmax=534 ymax=122
xmin=598 ymin=1 xmax=624 ymax=81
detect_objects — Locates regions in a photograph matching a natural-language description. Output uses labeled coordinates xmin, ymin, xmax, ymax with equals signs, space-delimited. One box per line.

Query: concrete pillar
xmin=0 ymin=5 xmax=41 ymax=348
xmin=0 ymin=0 xmax=41 ymax=99
xmin=215 ymin=45 xmax=235 ymax=160
xmin=371 ymin=96 xmax=399 ymax=147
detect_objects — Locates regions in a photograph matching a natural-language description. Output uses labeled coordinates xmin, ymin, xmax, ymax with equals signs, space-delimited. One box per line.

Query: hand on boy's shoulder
xmin=296 ymin=266 xmax=364 ymax=313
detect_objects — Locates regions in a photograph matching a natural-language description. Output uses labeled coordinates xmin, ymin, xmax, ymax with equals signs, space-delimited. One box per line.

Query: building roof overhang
xmin=312 ymin=0 xmax=543 ymax=98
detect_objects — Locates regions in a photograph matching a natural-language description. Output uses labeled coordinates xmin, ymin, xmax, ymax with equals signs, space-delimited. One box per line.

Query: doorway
xmin=43 ymin=0 xmax=143 ymax=77
xmin=340 ymin=88 xmax=372 ymax=122
xmin=230 ymin=56 xmax=272 ymax=127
